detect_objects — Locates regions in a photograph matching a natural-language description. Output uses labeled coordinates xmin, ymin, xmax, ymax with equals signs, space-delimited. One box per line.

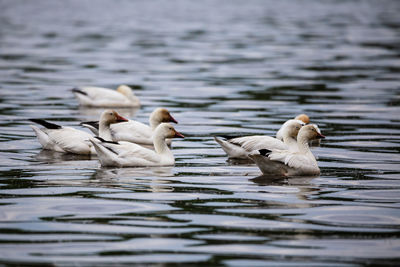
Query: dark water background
xmin=1 ymin=0 xmax=400 ymax=265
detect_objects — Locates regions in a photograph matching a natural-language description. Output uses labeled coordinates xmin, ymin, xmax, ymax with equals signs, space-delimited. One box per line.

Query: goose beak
xmin=316 ymin=132 xmax=325 ymax=139
xmin=116 ymin=113 xmax=129 ymax=123
xmin=174 ymin=130 xmax=184 ymax=138
xmin=169 ymin=114 xmax=178 ymax=124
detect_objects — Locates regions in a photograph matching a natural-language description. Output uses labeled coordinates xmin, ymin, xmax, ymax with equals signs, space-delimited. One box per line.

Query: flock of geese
xmin=30 ymin=85 xmax=325 ymax=177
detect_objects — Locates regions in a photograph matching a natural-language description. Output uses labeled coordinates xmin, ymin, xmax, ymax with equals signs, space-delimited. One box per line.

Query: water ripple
xmin=0 ymin=0 xmax=399 ymax=265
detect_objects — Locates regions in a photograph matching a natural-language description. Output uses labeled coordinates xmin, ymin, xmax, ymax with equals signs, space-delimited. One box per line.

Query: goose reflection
xmin=78 ymin=106 xmax=139 ymax=119
xmin=250 ymin=174 xmax=315 ymax=186
xmin=92 ymin=166 xmax=174 ymax=179
xmin=250 ymin=174 xmax=318 ymax=201
xmin=92 ymin=167 xmax=175 ymax=192
xmin=33 ymin=149 xmax=92 ymax=163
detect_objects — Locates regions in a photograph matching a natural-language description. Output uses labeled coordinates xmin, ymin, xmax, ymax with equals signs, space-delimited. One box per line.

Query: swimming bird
xmin=91 ymin=123 xmax=184 ymax=167
xmin=81 ymin=107 xmax=178 ymax=145
xmin=276 ymin=114 xmax=310 ymax=141
xmin=72 ymin=85 xmax=140 ymax=107
xmin=214 ymin=120 xmax=305 ymax=159
xmin=30 ymin=110 xmax=128 ymax=155
xmin=277 ymin=114 xmax=322 ymax=146
xmin=249 ymin=124 xmax=325 ymax=177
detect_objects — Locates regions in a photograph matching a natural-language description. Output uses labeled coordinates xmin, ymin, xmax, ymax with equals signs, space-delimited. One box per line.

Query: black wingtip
xmin=80 ymin=121 xmax=99 ymax=129
xmin=29 ymin=119 xmax=62 ymax=129
xmin=94 ymin=136 xmax=119 ymax=145
xmin=71 ymin=87 xmax=87 ymax=95
xmin=94 ymin=136 xmax=106 ymax=142
xmin=259 ymin=149 xmax=272 ymax=156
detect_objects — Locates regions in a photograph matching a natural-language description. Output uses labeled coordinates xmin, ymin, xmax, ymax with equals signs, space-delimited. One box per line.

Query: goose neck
xmin=149 ymin=117 xmax=159 ymax=131
xmin=128 ymin=93 xmax=139 ymax=103
xmin=283 ymin=136 xmax=297 ymax=151
xmin=153 ymin=135 xmax=171 ymax=155
xmin=99 ymin=122 xmax=113 ymax=141
xmin=297 ymin=136 xmax=311 ymax=154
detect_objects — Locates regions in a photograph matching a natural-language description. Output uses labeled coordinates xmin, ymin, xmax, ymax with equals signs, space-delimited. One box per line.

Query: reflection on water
xmin=1 ymin=0 xmax=400 ymax=265
xmin=78 ymin=106 xmax=140 ymax=120
xmin=34 ymin=149 xmax=92 ymax=163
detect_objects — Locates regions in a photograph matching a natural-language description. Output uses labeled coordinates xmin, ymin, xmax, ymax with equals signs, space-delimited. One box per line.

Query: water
xmin=1 ymin=0 xmax=400 ymax=265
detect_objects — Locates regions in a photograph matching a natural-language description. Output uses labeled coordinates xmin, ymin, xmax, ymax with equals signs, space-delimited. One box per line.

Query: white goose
xmin=90 ymin=123 xmax=184 ymax=167
xmin=30 ymin=110 xmax=128 ymax=155
xmin=81 ymin=108 xmax=178 ymax=145
xmin=72 ymin=85 xmax=140 ymax=107
xmin=249 ymin=124 xmax=325 ymax=177
xmin=276 ymin=114 xmax=310 ymax=141
xmin=277 ymin=114 xmax=323 ymax=147
xmin=214 ymin=120 xmax=304 ymax=159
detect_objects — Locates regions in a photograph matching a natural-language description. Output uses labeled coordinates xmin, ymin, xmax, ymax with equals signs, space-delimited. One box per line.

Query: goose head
xmin=284 ymin=120 xmax=304 ymax=139
xmin=154 ymin=123 xmax=184 ymax=140
xmin=100 ymin=110 xmax=128 ymax=126
xmin=298 ymin=124 xmax=325 ymax=142
xmin=295 ymin=114 xmax=310 ymax=124
xmin=116 ymin=85 xmax=140 ymax=103
xmin=314 ymin=124 xmax=322 ymax=135
xmin=150 ymin=108 xmax=178 ymax=129
xmin=116 ymin=85 xmax=133 ymax=97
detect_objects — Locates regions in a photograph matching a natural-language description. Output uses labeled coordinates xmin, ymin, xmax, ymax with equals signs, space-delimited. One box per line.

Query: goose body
xmin=215 ymin=120 xmax=304 ymax=159
xmin=30 ymin=122 xmax=95 ymax=154
xmin=72 ymin=85 xmax=140 ymax=107
xmin=81 ymin=108 xmax=178 ymax=145
xmin=30 ymin=110 xmax=128 ymax=155
xmin=249 ymin=124 xmax=325 ymax=177
xmin=91 ymin=123 xmax=184 ymax=167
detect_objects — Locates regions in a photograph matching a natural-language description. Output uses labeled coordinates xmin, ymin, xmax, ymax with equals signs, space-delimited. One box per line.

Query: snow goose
xmin=72 ymin=85 xmax=140 ymax=107
xmin=81 ymin=107 xmax=178 ymax=145
xmin=249 ymin=124 xmax=325 ymax=177
xmin=276 ymin=114 xmax=310 ymax=141
xmin=214 ymin=120 xmax=304 ymax=159
xmin=30 ymin=110 xmax=128 ymax=155
xmin=90 ymin=123 xmax=184 ymax=167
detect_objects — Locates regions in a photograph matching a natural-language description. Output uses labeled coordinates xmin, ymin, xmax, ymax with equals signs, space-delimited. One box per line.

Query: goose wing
xmin=96 ymin=141 xmax=160 ymax=165
xmin=267 ymin=150 xmax=318 ymax=174
xmin=229 ymin=135 xmax=287 ymax=151
xmin=110 ymin=120 xmax=153 ymax=144
xmin=47 ymin=127 xmax=94 ymax=154
xmin=73 ymin=86 xmax=130 ymax=106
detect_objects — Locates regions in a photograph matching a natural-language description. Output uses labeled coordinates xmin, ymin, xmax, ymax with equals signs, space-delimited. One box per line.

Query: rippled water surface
xmin=1 ymin=0 xmax=400 ymax=265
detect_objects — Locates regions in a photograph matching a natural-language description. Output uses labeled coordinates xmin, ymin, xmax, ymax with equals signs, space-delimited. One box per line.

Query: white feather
xmin=215 ymin=119 xmax=303 ymax=159
xmin=92 ymin=123 xmax=182 ymax=167
xmin=73 ymin=85 xmax=140 ymax=107
xmin=249 ymin=124 xmax=323 ymax=177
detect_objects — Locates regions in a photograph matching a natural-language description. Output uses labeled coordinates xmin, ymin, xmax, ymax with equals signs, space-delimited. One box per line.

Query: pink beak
xmin=116 ymin=113 xmax=129 ymax=123
xmin=174 ymin=131 xmax=184 ymax=138
xmin=169 ymin=114 xmax=178 ymax=124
